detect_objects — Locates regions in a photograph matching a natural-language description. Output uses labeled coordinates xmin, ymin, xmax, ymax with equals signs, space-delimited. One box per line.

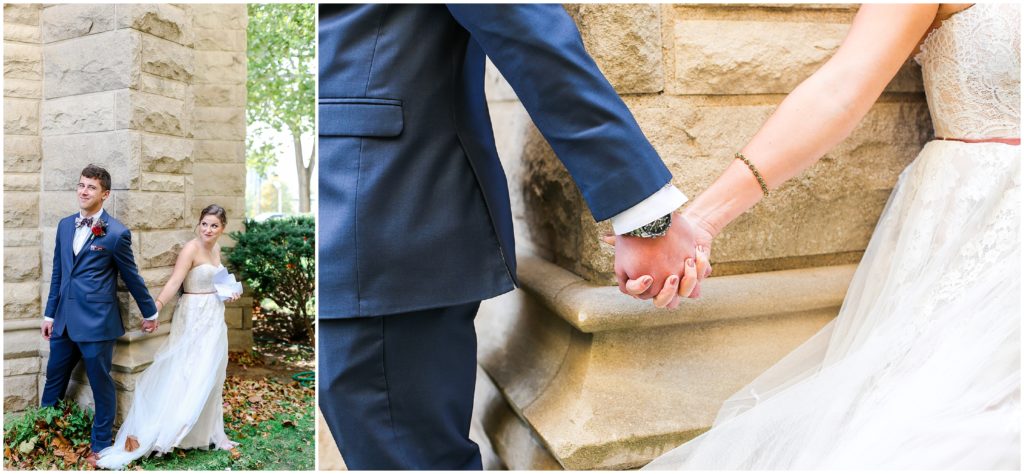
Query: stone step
xmin=475 ymin=255 xmax=854 ymax=470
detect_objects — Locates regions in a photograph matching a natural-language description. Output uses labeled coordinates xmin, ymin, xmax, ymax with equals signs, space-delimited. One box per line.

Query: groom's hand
xmin=141 ymin=319 xmax=159 ymax=333
xmin=41 ymin=320 xmax=53 ymax=340
xmin=610 ymin=212 xmax=698 ymax=307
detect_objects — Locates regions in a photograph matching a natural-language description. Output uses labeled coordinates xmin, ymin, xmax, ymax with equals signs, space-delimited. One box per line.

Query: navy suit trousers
xmin=40 ymin=333 xmax=117 ymax=452
xmin=318 ymin=302 xmax=483 ymax=470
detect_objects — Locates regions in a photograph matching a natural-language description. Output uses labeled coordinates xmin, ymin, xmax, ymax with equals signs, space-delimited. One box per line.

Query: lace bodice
xmin=914 ymin=3 xmax=1020 ymax=139
xmin=183 ymin=263 xmax=219 ymax=293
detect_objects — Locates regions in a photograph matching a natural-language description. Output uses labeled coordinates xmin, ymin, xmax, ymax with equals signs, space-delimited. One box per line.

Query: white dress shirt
xmin=609 ymin=184 xmax=688 ymax=235
xmin=44 ymin=208 xmax=159 ymax=323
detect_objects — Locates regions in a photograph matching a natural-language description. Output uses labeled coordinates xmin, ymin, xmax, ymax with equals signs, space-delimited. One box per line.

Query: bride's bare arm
xmin=153 ymin=240 xmax=199 ymax=312
xmin=683 ymin=4 xmax=939 ymax=238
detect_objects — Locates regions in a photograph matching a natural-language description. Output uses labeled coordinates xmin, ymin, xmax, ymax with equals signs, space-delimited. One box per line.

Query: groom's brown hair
xmin=80 ymin=164 xmax=111 ymax=191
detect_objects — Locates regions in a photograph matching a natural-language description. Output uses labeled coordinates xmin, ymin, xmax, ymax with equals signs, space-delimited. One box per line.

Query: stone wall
xmin=479 ymin=4 xmax=932 ymax=469
xmin=3 ymin=3 xmax=250 ymax=417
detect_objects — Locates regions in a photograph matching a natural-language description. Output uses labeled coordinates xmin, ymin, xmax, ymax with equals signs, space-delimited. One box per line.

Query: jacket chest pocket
xmin=319 ymin=98 xmax=404 ymax=138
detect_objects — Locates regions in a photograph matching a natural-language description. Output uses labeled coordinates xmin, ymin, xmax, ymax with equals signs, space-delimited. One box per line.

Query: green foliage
xmin=226 ymin=216 xmax=315 ymax=344
xmin=4 ymin=400 xmax=95 ymax=469
xmin=246 ymin=138 xmax=278 ymax=180
xmin=247 ymin=3 xmax=314 ymax=137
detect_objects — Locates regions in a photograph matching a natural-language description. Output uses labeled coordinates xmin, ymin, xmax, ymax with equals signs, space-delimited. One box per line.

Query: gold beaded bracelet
xmin=735 ymin=152 xmax=770 ymax=197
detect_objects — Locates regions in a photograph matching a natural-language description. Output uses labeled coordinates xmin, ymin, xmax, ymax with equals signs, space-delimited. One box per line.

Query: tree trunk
xmin=291 ymin=130 xmax=314 ymax=213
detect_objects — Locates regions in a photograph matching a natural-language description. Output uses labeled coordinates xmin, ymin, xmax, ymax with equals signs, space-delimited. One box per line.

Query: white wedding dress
xmin=646 ymin=4 xmax=1020 ymax=470
xmin=98 ymin=264 xmax=236 ymax=469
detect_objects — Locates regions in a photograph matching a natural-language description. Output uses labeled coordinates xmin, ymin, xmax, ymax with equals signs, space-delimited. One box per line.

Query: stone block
xmin=4 ymin=42 xmax=41 ymax=80
xmin=116 ymin=4 xmax=192 ymax=46
xmin=227 ymin=328 xmax=253 ymax=352
xmin=193 ymin=51 xmax=245 ymax=85
xmin=224 ymin=306 xmax=243 ymax=328
xmin=4 ymin=192 xmax=38 ymax=228
xmin=139 ymin=229 xmax=192 ymax=267
xmin=6 ymin=282 xmax=41 ymax=321
xmin=194 ymin=27 xmax=245 ymax=52
xmin=40 ymin=90 xmax=116 ymax=135
xmin=192 ymin=106 xmax=245 ymax=140
xmin=4 ymin=22 xmax=41 ymax=43
xmin=43 ymin=29 xmax=140 ymax=99
xmin=140 ymin=173 xmax=185 ymax=192
xmin=140 ymin=132 xmax=193 ymax=173
xmin=4 ymin=4 xmax=41 ymax=26
xmin=139 ymin=73 xmax=187 ymax=100
xmin=3 ymin=322 xmax=41 ymax=356
xmin=192 ymin=163 xmax=245 ymax=196
xmin=139 ymin=266 xmax=173 ymax=288
xmin=5 ymin=229 xmax=41 ymax=247
xmin=194 ymin=139 xmax=244 ymax=163
xmin=573 ymin=4 xmax=663 ymax=94
xmin=474 ymin=366 xmax=555 ymax=470
xmin=4 ymin=244 xmax=40 ymax=281
xmin=193 ymin=84 xmax=245 ymax=107
xmin=192 ymin=4 xmax=246 ymax=30
xmin=40 ymin=4 xmax=115 ymax=43
xmin=38 ymin=192 xmax=76 ymax=232
xmin=112 ymin=191 xmax=185 ymax=230
xmin=4 ymin=97 xmax=39 ymax=135
xmin=4 ymin=78 xmax=42 ymax=99
xmin=4 ymin=357 xmax=40 ymax=377
xmin=4 ymin=135 xmax=41 ymax=172
xmin=4 ymin=374 xmax=37 ymax=412
xmin=4 ymin=173 xmax=38 ymax=192
xmin=41 ymin=131 xmax=138 ymax=191
xmin=115 ymin=90 xmax=189 ymax=137
xmin=141 ymin=33 xmax=194 ymax=83
xmin=673 ymin=19 xmax=847 ymax=95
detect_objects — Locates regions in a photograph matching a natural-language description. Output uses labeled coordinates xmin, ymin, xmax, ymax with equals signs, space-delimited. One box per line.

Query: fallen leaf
xmin=230 ymin=448 xmax=241 ymax=460
xmin=125 ymin=436 xmax=140 ymax=452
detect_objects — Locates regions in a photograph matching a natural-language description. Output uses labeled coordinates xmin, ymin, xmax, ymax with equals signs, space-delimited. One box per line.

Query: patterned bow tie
xmin=75 ymin=216 xmax=94 ymax=229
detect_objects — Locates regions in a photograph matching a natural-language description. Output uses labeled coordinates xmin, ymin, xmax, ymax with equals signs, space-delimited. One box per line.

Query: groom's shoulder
xmin=102 ymin=214 xmax=130 ymax=236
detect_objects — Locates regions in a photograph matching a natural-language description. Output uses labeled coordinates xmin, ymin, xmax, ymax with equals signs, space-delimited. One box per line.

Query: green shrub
xmin=226 ymin=216 xmax=315 ymax=344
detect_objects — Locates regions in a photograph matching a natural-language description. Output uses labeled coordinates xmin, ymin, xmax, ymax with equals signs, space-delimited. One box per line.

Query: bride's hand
xmin=228 ymin=292 xmax=241 ymax=303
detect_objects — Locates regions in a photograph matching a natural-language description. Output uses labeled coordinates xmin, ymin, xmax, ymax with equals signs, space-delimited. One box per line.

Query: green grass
xmin=137 ymin=394 xmax=315 ymax=471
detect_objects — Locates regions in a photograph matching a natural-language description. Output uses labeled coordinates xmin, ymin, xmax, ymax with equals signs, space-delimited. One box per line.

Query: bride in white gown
xmin=630 ymin=3 xmax=1019 ymax=469
xmin=97 ymin=205 xmax=241 ymax=469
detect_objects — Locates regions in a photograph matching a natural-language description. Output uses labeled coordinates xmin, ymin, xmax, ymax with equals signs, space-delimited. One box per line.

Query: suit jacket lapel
xmin=71 ymin=214 xmax=103 ymax=271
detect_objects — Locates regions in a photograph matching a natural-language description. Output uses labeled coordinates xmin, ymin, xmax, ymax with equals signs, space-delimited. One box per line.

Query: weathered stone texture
xmin=4 ymin=246 xmax=40 ymax=282
xmin=192 ymin=4 xmax=246 ymax=30
xmin=114 ymin=90 xmax=190 ymax=137
xmin=4 ymin=173 xmax=38 ymax=192
xmin=4 ymin=192 xmax=38 ymax=228
xmin=572 ymin=4 xmax=663 ymax=94
xmin=42 ymin=29 xmax=141 ymax=99
xmin=142 ymin=34 xmax=194 ymax=83
xmin=193 ymin=51 xmax=245 ymax=85
xmin=40 ymin=4 xmax=116 ymax=43
xmin=4 ymin=135 xmax=42 ymax=172
xmin=139 ymin=229 xmax=193 ymax=267
xmin=40 ymin=91 xmax=116 ymax=135
xmin=194 ymin=139 xmax=244 ymax=163
xmin=116 ymin=4 xmax=192 ymax=46
xmin=4 ymin=4 xmax=42 ymax=26
xmin=5 ymin=229 xmax=41 ymax=248
xmin=4 ymin=97 xmax=39 ymax=135
xmin=41 ymin=131 xmax=138 ymax=190
xmin=4 ymin=23 xmax=41 ymax=43
xmin=194 ymin=28 xmax=245 ymax=52
xmin=192 ymin=106 xmax=245 ymax=140
xmin=4 ymin=374 xmax=37 ymax=412
xmin=113 ymin=191 xmax=186 ymax=230
xmin=4 ymin=43 xmax=42 ymax=80
xmin=4 ymin=78 xmax=42 ymax=99
xmin=194 ymin=84 xmax=246 ymax=107
xmin=4 ymin=357 xmax=40 ymax=377
xmin=4 ymin=282 xmax=41 ymax=320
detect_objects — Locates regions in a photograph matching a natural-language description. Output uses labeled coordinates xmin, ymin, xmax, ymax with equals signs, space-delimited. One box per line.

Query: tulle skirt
xmin=97 ymin=294 xmax=235 ymax=470
xmin=645 ymin=141 xmax=1020 ymax=469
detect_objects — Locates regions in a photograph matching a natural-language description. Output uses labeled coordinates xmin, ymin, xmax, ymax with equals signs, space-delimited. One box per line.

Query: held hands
xmin=141 ymin=318 xmax=159 ymax=333
xmin=227 ymin=292 xmax=241 ymax=303
xmin=604 ymin=211 xmax=715 ymax=308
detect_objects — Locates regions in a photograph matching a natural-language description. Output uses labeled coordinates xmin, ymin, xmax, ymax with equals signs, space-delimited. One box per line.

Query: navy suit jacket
xmin=44 ymin=212 xmax=157 ymax=342
xmin=318 ymin=4 xmax=673 ymax=317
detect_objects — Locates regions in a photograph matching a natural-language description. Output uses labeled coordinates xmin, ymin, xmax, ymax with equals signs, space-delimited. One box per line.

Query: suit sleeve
xmin=112 ymin=229 xmax=158 ymax=319
xmin=43 ymin=221 xmax=63 ymax=318
xmin=446 ymin=4 xmax=673 ymax=221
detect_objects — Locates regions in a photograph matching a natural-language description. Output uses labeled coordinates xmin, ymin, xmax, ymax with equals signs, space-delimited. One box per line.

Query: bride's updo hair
xmin=199 ymin=204 xmax=227 ymax=226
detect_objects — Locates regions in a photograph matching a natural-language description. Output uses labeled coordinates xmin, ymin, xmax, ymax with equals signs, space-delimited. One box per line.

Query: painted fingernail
xmin=668 ymin=275 xmax=679 ymax=285
xmin=686 ymin=258 xmax=695 ymax=267
xmin=641 ymin=276 xmax=652 ymax=285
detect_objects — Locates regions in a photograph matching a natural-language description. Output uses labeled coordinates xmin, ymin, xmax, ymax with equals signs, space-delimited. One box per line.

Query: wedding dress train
xmin=97 ymin=264 xmax=236 ymax=469
xmin=646 ymin=4 xmax=1020 ymax=469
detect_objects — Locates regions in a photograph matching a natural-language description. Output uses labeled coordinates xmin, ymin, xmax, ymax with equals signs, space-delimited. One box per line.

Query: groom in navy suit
xmin=40 ymin=164 xmax=159 ymax=466
xmin=319 ymin=5 xmax=705 ymax=469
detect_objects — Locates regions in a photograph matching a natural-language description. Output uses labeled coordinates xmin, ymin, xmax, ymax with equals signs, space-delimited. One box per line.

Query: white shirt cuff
xmin=43 ymin=316 xmax=54 ymax=322
xmin=144 ymin=313 xmax=159 ymax=321
xmin=610 ymin=184 xmax=688 ymax=235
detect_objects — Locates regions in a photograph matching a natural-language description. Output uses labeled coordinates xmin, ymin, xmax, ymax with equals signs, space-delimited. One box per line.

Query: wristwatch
xmin=626 ymin=213 xmax=672 ymax=238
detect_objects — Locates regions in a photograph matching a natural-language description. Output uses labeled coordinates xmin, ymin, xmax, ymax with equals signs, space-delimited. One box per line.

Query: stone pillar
xmin=3 ymin=3 xmax=44 ymax=415
xmin=478 ymin=4 xmax=931 ymax=469
xmin=191 ymin=4 xmax=251 ymax=349
xmin=0 ymin=3 xmax=252 ymax=421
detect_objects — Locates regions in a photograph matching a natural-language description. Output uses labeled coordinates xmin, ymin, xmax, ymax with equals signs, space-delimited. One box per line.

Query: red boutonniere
xmin=91 ymin=219 xmax=107 ymax=238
